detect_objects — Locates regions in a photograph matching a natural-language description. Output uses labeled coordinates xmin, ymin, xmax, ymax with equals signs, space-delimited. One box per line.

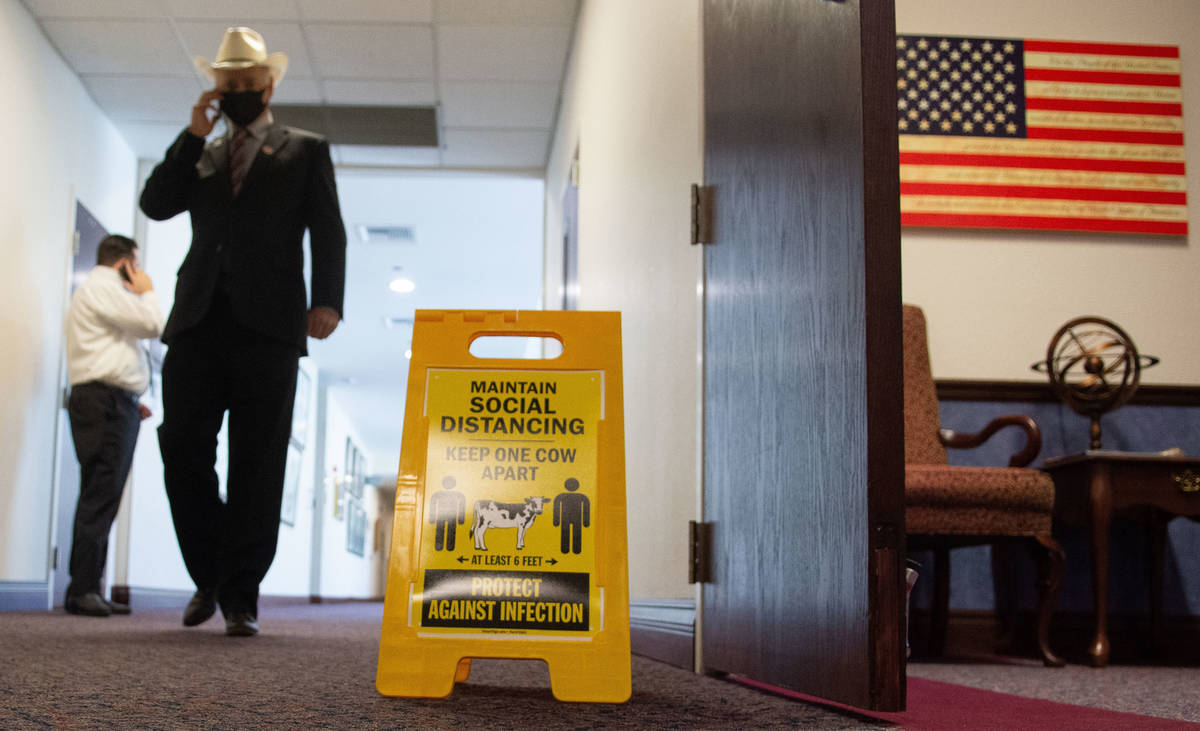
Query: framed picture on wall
xmin=345 ymin=437 xmax=365 ymax=500
xmin=291 ymin=365 xmax=311 ymax=448
xmin=354 ymin=450 xmax=367 ymax=499
xmin=346 ymin=499 xmax=367 ymax=557
xmin=344 ymin=437 xmax=357 ymax=493
xmin=280 ymin=443 xmax=301 ymax=526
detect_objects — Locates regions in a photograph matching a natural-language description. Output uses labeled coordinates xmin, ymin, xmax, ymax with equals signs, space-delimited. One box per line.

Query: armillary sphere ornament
xmin=1031 ymin=317 xmax=1159 ymax=450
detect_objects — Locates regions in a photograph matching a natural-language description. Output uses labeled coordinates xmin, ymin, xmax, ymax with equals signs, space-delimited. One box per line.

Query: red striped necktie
xmin=230 ymin=127 xmax=248 ymax=196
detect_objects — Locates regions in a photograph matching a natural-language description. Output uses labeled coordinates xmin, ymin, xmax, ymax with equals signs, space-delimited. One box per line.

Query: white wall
xmin=315 ymin=389 xmax=384 ymax=598
xmin=545 ymin=0 xmax=704 ymax=600
xmin=123 ymin=161 xmax=192 ymax=593
xmin=896 ymin=0 xmax=1200 ymax=384
xmin=0 ymin=0 xmax=137 ymax=584
xmin=128 ymin=174 xmax=332 ymax=599
xmin=261 ymin=358 xmax=319 ymax=596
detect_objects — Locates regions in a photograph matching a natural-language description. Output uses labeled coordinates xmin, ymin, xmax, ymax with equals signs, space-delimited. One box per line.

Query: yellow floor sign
xmin=377 ymin=310 xmax=630 ymax=702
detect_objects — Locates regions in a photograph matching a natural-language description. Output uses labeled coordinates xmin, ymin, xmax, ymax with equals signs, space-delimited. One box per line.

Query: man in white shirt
xmin=64 ymin=234 xmax=164 ymax=617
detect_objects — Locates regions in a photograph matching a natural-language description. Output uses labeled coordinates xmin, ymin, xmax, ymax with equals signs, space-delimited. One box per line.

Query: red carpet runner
xmin=730 ymin=675 xmax=1198 ymax=730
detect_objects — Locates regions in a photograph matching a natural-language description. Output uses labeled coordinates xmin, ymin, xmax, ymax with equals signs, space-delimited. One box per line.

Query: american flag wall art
xmin=897 ymin=35 xmax=1187 ymax=235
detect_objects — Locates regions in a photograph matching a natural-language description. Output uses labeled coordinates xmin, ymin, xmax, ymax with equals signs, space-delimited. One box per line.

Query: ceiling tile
xmin=297 ymin=0 xmax=433 ymax=23
xmin=437 ymin=25 xmax=569 ymax=81
xmin=336 ymin=145 xmax=442 ymax=167
xmin=40 ymin=19 xmax=192 ymax=75
xmin=305 ymin=24 xmax=434 ymax=79
xmin=162 ymin=0 xmax=299 ymax=20
xmin=440 ymin=129 xmax=548 ymax=168
xmin=83 ymin=75 xmax=201 ymax=123
xmin=323 ymin=80 xmax=437 ymax=106
xmin=440 ymin=82 xmax=557 ymax=128
xmin=271 ymin=78 xmax=323 ymax=104
xmin=435 ymin=0 xmax=576 ymax=26
xmin=23 ymin=0 xmax=166 ymax=18
xmin=175 ymin=21 xmax=314 ymax=79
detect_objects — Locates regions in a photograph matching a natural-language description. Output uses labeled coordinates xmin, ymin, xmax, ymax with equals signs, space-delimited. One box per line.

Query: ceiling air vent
xmin=357 ymin=225 xmax=416 ymax=245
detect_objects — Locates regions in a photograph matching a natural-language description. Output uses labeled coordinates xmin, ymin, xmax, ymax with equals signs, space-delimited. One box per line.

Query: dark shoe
xmin=105 ymin=598 xmax=132 ymax=615
xmin=66 ymin=592 xmax=112 ymax=617
xmin=225 ymin=612 xmax=259 ymax=637
xmin=182 ymin=589 xmax=217 ymax=627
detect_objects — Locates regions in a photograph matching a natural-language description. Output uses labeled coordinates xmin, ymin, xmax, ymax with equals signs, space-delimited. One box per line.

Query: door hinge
xmin=688 ymin=520 xmax=713 ymax=584
xmin=690 ymin=184 xmax=714 ymax=245
xmin=52 ymin=545 xmax=59 ymax=570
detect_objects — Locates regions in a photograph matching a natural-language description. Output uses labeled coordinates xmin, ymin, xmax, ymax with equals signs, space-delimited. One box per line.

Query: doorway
xmin=51 ymin=201 xmax=108 ymax=607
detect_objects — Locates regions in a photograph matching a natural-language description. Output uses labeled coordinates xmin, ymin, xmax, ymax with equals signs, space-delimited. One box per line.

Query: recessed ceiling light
xmin=389 ymin=277 xmax=415 ymax=294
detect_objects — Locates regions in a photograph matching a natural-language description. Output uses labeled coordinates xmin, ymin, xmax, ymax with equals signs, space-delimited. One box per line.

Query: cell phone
xmin=118 ymin=260 xmax=133 ymax=283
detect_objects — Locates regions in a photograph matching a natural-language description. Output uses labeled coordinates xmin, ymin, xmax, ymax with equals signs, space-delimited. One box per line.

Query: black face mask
xmin=220 ymin=89 xmax=267 ymax=127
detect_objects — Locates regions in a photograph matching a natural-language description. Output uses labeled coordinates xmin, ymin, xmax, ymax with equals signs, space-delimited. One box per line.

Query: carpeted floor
xmin=1 ymin=601 xmax=1197 ymax=729
xmin=907 ymin=660 xmax=1200 ymax=724
xmin=0 ymin=602 xmax=885 ymax=730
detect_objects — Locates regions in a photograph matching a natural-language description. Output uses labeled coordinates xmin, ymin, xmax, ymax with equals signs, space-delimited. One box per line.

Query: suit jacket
xmin=140 ymin=123 xmax=346 ymax=354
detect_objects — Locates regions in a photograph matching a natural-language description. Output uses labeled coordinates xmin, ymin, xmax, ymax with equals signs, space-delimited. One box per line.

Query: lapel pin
xmin=263 ymin=145 xmax=275 ymax=155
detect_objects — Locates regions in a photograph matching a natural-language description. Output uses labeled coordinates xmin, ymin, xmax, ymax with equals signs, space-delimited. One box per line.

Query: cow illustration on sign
xmin=428 ymin=476 xmax=465 ymax=551
xmin=470 ymin=496 xmax=550 ymax=551
xmin=553 ymin=478 xmax=591 ymax=555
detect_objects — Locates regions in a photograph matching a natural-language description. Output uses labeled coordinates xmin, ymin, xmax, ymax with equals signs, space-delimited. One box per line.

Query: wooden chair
xmin=903 ymin=304 xmax=1065 ymax=667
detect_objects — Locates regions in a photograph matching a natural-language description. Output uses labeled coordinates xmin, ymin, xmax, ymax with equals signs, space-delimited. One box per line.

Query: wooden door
xmin=700 ymin=0 xmax=905 ymax=710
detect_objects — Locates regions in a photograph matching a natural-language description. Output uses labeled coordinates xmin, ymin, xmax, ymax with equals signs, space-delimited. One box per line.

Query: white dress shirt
xmin=66 ymin=265 xmax=165 ymax=394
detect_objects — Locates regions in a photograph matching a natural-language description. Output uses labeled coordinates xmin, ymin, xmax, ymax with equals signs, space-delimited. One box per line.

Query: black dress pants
xmin=159 ymin=296 xmax=299 ymax=617
xmin=66 ymin=381 xmax=141 ymax=599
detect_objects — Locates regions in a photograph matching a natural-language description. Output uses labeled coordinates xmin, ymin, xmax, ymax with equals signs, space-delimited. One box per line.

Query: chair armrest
xmin=938 ymin=415 xmax=1043 ymax=468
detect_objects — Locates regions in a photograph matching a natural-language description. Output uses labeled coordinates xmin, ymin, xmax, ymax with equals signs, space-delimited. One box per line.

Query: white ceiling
xmin=23 ymin=0 xmax=577 ymax=170
xmin=315 ymin=172 xmax=547 ymax=466
xmin=23 ymin=0 xmax=574 ymax=470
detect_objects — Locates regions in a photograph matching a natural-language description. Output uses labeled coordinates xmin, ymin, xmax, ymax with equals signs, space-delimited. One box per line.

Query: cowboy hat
xmin=193 ymin=27 xmax=288 ymax=84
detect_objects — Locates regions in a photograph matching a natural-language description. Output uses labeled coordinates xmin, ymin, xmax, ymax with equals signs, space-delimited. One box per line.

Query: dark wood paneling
xmin=936 ymin=380 xmax=1200 ymax=406
xmin=270 ymin=105 xmax=438 ymax=146
xmin=702 ymin=0 xmax=903 ymax=711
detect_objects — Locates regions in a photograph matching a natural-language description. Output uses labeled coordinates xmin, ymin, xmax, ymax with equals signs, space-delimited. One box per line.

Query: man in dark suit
xmin=140 ymin=27 xmax=345 ymax=637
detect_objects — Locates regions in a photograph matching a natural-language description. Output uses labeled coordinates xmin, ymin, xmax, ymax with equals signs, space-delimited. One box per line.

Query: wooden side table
xmin=1042 ymin=451 xmax=1200 ymax=667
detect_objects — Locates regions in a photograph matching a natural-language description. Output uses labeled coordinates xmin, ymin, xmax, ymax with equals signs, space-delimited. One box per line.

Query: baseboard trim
xmin=910 ymin=608 xmax=1200 ymax=664
xmin=630 ymin=598 xmax=695 ymax=670
xmin=1 ymin=583 xmax=382 ymax=612
xmin=307 ymin=595 xmax=384 ymax=604
xmin=120 ymin=589 xmax=380 ymax=608
xmin=121 ymin=587 xmax=194 ymax=609
xmin=0 ymin=580 xmax=49 ymax=611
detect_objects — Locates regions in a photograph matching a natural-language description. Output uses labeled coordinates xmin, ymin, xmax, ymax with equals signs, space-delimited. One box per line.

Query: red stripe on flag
xmin=898 ymin=152 xmax=1185 ymax=176
xmin=1024 ymin=68 xmax=1181 ymax=87
xmin=1025 ymin=98 xmax=1182 ymax=116
xmin=900 ymin=182 xmax=1186 ymax=206
xmin=1026 ymin=127 xmax=1184 ymax=146
xmin=901 ymin=212 xmax=1188 ymax=235
xmin=1024 ymin=40 xmax=1179 ymax=59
